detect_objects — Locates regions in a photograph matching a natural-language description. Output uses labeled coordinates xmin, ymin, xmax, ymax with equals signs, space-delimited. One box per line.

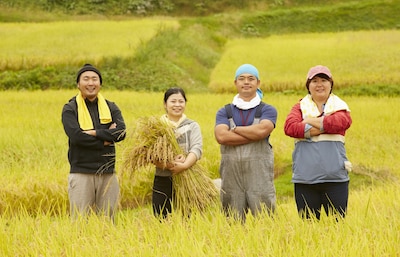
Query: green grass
xmin=1 ymin=27 xmax=399 ymax=95
xmin=1 ymin=0 xmax=399 ymax=94
xmin=244 ymin=0 xmax=400 ymax=35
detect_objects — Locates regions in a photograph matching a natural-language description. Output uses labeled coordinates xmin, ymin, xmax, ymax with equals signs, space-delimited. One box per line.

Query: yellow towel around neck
xmin=76 ymin=92 xmax=112 ymax=130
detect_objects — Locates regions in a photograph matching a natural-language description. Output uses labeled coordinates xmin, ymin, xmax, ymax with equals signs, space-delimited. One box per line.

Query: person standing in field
xmin=284 ymin=65 xmax=352 ymax=220
xmin=62 ymin=63 xmax=126 ymax=221
xmin=152 ymin=87 xmax=203 ymax=218
xmin=214 ymin=64 xmax=277 ymax=221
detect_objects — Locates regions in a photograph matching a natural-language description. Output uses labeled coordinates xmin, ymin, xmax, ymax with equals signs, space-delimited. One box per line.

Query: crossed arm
xmin=214 ymin=119 xmax=275 ymax=146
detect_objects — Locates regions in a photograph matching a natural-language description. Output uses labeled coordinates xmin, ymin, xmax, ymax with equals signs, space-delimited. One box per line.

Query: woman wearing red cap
xmin=284 ymin=65 xmax=352 ymax=220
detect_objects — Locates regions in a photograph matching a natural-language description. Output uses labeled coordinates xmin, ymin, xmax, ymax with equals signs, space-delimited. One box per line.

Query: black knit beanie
xmin=76 ymin=64 xmax=102 ymax=84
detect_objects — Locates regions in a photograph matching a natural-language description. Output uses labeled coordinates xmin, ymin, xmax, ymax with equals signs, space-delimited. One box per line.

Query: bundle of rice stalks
xmin=122 ymin=116 xmax=219 ymax=215
xmin=173 ymin=163 xmax=220 ymax=216
xmin=123 ymin=116 xmax=178 ymax=173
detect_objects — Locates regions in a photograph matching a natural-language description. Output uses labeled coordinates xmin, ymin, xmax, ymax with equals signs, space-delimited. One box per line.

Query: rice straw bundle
xmin=123 ymin=116 xmax=177 ymax=173
xmin=123 ymin=116 xmax=219 ymax=215
xmin=173 ymin=163 xmax=220 ymax=216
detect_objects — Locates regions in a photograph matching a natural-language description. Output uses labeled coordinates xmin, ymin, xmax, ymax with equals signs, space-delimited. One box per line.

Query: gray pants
xmin=68 ymin=173 xmax=119 ymax=221
xmin=220 ymin=140 xmax=276 ymax=221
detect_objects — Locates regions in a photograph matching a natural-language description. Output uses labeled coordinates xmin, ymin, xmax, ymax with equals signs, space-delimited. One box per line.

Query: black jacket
xmin=61 ymin=96 xmax=126 ymax=174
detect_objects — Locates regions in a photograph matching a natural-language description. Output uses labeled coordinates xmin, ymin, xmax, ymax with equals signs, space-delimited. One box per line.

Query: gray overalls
xmin=220 ymin=105 xmax=276 ymax=221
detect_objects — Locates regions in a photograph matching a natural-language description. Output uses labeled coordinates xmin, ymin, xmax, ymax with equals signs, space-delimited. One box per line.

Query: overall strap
xmin=225 ymin=103 xmax=265 ymax=118
xmin=225 ymin=102 xmax=265 ymax=128
xmin=224 ymin=104 xmax=236 ymax=129
xmin=224 ymin=103 xmax=233 ymax=119
xmin=253 ymin=102 xmax=265 ymax=124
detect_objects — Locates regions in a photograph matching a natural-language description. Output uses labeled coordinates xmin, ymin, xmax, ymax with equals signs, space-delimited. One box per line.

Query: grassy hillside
xmin=0 ymin=0 xmax=399 ymax=94
xmin=209 ymin=30 xmax=400 ymax=94
xmin=0 ymin=0 xmax=371 ymax=19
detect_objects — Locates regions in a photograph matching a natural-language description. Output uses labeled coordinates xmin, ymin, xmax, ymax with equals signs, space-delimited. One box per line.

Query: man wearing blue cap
xmin=214 ymin=64 xmax=277 ymax=221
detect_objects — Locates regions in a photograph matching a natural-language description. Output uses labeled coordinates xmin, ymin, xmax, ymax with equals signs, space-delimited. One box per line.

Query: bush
xmin=0 ymin=67 xmax=71 ymax=90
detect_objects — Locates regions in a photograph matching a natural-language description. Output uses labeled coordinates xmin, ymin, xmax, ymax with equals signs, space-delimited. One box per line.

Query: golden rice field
xmin=0 ymin=18 xmax=179 ymax=70
xmin=1 ymin=20 xmax=400 ymax=256
xmin=1 ymin=21 xmax=400 ymax=93
xmin=0 ymin=90 xmax=399 ymax=256
xmin=210 ymin=30 xmax=400 ymax=92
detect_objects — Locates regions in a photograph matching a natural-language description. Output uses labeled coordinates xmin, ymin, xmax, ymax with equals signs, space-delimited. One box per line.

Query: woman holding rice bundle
xmin=152 ymin=87 xmax=203 ymax=218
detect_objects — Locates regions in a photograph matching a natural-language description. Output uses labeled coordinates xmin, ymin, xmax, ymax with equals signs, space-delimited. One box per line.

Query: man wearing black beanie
xmin=62 ymin=63 xmax=126 ymax=222
xmin=76 ymin=63 xmax=103 ymax=85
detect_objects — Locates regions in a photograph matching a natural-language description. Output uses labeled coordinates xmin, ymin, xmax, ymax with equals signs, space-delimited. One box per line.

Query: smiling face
xmin=164 ymin=92 xmax=186 ymax=122
xmin=308 ymin=75 xmax=332 ymax=102
xmin=77 ymin=71 xmax=101 ymax=101
xmin=234 ymin=73 xmax=260 ymax=101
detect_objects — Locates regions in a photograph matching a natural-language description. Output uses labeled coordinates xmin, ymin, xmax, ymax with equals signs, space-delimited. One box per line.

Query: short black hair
xmin=163 ymin=87 xmax=187 ymax=103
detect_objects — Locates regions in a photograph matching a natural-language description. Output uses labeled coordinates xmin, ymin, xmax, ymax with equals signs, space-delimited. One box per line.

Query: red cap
xmin=307 ymin=65 xmax=332 ymax=79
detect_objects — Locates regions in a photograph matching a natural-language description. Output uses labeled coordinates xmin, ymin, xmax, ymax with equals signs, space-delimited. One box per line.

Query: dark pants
xmin=152 ymin=176 xmax=173 ymax=218
xmin=294 ymin=181 xmax=349 ymax=220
